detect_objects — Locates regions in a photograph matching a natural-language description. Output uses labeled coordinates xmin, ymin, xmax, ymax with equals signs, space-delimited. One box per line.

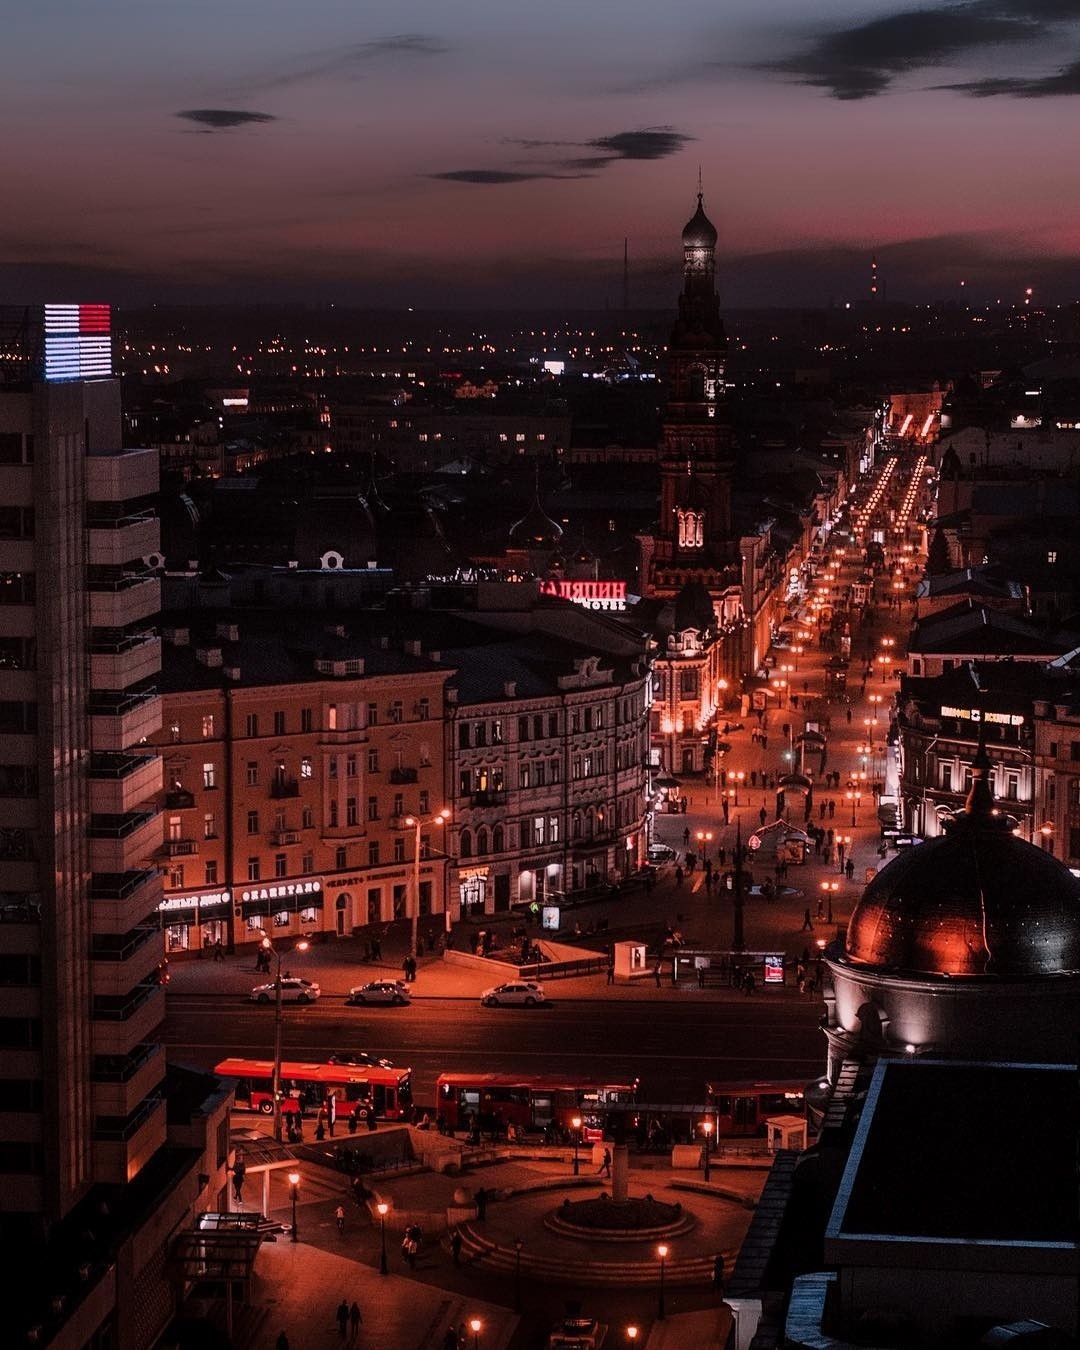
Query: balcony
xmin=86 ymin=447 xmax=159 ymax=502
xmin=165 ymin=838 xmax=198 ymax=858
xmin=389 ymin=767 xmax=418 ymax=784
xmin=469 ymin=790 xmax=508 ymax=808
xmin=269 ymin=777 xmax=300 ymax=799
xmin=88 ymin=574 xmax=160 ymax=630
xmin=90 ymin=928 xmax=164 ymax=997
xmin=89 ymin=869 xmax=163 ymax=932
xmin=91 ymin=1042 xmax=166 ymax=1119
xmin=272 ymin=829 xmax=302 ymax=846
xmin=86 ymin=513 xmax=159 ymax=569
xmin=164 ymin=788 xmax=195 ymax=810
xmin=89 ymin=633 xmax=161 ymax=692
xmin=88 ymin=686 xmax=161 ymax=751
xmin=92 ymin=1091 xmax=167 ymax=1184
xmin=87 ymin=752 xmax=161 ymax=815
xmin=90 ymin=982 xmax=166 ymax=1056
xmin=87 ymin=810 xmax=163 ymax=875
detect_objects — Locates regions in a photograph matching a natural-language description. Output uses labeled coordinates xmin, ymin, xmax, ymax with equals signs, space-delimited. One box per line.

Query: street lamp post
xmin=402 ymin=809 xmax=450 ymax=959
xmin=265 ymin=936 xmax=310 ymax=1144
xmin=470 ymin=1317 xmax=482 ymax=1350
xmin=571 ymin=1115 xmax=582 ymax=1175
xmin=657 ymin=1243 xmax=669 ymax=1320
xmin=626 ymin=1326 xmax=639 ymax=1346
xmin=702 ymin=1119 xmax=713 ymax=1182
xmin=288 ymin=1171 xmax=300 ymax=1242
xmin=377 ymin=1201 xmax=389 ymax=1275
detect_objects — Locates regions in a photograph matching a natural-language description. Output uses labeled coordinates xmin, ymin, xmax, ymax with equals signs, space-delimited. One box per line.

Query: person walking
xmin=801 ymin=907 xmax=814 ymax=932
xmin=683 ymin=826 xmax=691 ymax=847
xmin=213 ymin=939 xmax=225 ymax=962
xmin=475 ymin=1186 xmax=488 ymax=1221
xmin=654 ymin=961 xmax=663 ymax=988
xmin=846 ymin=856 xmax=855 ymax=881
xmin=597 ymin=1147 xmax=612 ymax=1178
xmin=349 ymin=1302 xmax=362 ymax=1341
xmin=337 ymin=1299 xmax=350 ymax=1337
xmin=713 ymin=1253 xmax=726 ymax=1295
xmin=451 ymin=1227 xmax=463 ymax=1267
xmin=828 ymin=799 xmax=835 ymax=819
xmin=674 ymin=865 xmax=684 ymax=888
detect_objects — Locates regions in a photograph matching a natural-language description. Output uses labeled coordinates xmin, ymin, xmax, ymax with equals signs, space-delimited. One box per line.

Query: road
xmin=161 ymin=992 xmax=824 ymax=1104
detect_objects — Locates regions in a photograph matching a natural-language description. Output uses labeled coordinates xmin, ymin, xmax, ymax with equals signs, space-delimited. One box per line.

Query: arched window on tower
xmin=677 ymin=509 xmax=704 ymax=549
xmin=688 ymin=367 xmax=706 ymax=401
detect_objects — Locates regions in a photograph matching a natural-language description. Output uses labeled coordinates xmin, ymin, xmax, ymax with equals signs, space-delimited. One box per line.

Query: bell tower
xmin=645 ymin=189 xmax=735 ymax=598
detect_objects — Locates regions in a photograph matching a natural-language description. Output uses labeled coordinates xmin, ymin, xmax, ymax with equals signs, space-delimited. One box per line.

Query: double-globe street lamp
xmin=402 ymin=808 xmax=450 ymax=959
xmin=264 ymin=935 xmax=310 ymax=1144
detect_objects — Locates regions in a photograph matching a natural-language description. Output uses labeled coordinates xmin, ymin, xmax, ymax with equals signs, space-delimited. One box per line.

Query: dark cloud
xmin=942 ymin=55 xmax=1080 ymax=94
xmin=429 ymin=170 xmax=581 ymax=184
xmin=254 ymin=33 xmax=448 ymax=89
xmin=586 ymin=128 xmax=693 ymax=159
xmin=764 ymin=2 xmax=1065 ymax=100
xmin=177 ymin=108 xmax=277 ymax=130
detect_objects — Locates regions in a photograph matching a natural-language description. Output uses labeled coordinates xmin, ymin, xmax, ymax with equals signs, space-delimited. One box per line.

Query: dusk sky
xmin=5 ymin=0 xmax=1080 ymax=307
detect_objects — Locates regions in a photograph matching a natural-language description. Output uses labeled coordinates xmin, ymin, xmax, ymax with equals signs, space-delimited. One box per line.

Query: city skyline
xmin=5 ymin=0 xmax=1080 ymax=307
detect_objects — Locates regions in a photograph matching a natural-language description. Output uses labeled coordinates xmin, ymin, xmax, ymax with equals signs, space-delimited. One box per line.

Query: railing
xmin=91 ymin=925 xmax=160 ymax=963
xmin=88 ymin=685 xmax=158 ymax=716
xmin=88 ymin=630 xmax=157 ymax=655
xmin=166 ymin=839 xmax=197 ymax=857
xmin=164 ymin=789 xmax=195 ymax=809
xmin=272 ymin=829 xmax=301 ymax=846
xmin=518 ymin=955 xmax=608 ymax=981
xmin=269 ymin=778 xmax=300 ymax=799
xmin=87 ymin=570 xmax=157 ymax=593
xmin=88 ymin=810 xmax=156 ymax=839
xmin=86 ymin=507 xmax=155 ymax=530
xmin=389 ymin=767 xmax=418 ymax=784
xmin=91 ymin=979 xmax=162 ymax=1022
xmin=470 ymin=790 xmax=507 ymax=807
xmin=91 ymin=1041 xmax=160 ymax=1084
xmin=91 ymin=1090 xmax=164 ymax=1142
xmin=89 ymin=869 xmax=159 ymax=901
xmin=90 ymin=752 xmax=155 ymax=780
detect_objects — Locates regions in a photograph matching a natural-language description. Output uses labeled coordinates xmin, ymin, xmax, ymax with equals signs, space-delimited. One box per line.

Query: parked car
xmin=249 ymin=977 xmax=321 ymax=1004
xmin=345 ymin=980 xmax=411 ymax=1007
xmin=328 ymin=1050 xmax=395 ymax=1068
xmin=648 ymin=843 xmax=677 ymax=864
xmin=481 ymin=981 xmax=546 ymax=1008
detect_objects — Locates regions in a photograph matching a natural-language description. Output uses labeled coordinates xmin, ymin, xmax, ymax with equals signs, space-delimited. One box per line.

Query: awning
xmin=169 ymin=1213 xmax=263 ymax=1285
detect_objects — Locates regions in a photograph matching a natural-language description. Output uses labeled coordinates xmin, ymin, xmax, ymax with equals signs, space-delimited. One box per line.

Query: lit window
xmin=202 ymin=762 xmax=216 ymax=789
xmin=300 ymin=756 xmax=313 ymax=779
xmin=201 ymin=714 xmax=214 ymax=738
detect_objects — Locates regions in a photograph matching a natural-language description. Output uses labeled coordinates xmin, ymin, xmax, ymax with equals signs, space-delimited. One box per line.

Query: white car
xmin=648 ymin=843 xmax=677 ymax=864
xmin=250 ymin=977 xmax=321 ymax=1004
xmin=345 ymin=980 xmax=411 ymax=1007
xmin=481 ymin=981 xmax=546 ymax=1008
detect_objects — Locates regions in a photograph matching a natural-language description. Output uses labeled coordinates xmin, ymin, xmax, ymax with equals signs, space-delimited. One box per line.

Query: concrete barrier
xmin=671 ymin=1143 xmax=704 ymax=1170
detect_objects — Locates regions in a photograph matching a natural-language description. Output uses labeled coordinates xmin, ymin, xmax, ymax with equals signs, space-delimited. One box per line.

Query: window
xmin=336 ymin=846 xmax=348 ymax=870
xmin=533 ymin=715 xmax=544 ymax=739
xmin=393 ymin=792 xmax=404 ymax=817
xmin=301 ymin=851 xmax=314 ymax=873
xmin=549 ymin=816 xmax=560 ymax=843
xmin=327 ymin=704 xmax=337 ymax=731
xmin=246 ymin=810 xmax=259 ymax=835
xmin=346 ymin=797 xmax=358 ymax=827
xmin=491 ymin=719 xmax=503 ymax=744
xmin=1005 ymin=772 xmax=1020 ymax=801
xmin=533 ymin=817 xmax=545 ymax=846
xmin=367 ymin=796 xmax=379 ymax=821
xmin=550 ymin=759 xmax=561 ymax=784
xmin=273 ymin=711 xmax=286 ymax=735
xmin=367 ymin=748 xmax=379 ymax=773
xmin=329 ymin=800 xmax=339 ymax=827
xmin=458 ymin=723 xmax=470 ymax=750
xmin=245 ymin=713 xmax=259 ymax=737
xmin=202 ymin=761 xmax=216 ymax=790
xmin=548 ymin=713 xmax=558 ymax=737
xmin=534 ymin=762 xmax=546 ymax=787
xmin=170 ymin=721 xmax=181 ymax=742
xmin=246 ymin=761 xmax=258 ymax=787
xmin=203 ymin=812 xmax=215 ymax=839
xmin=519 ymin=764 xmax=530 ymax=789
xmin=367 ymin=702 xmax=378 ymax=726
xmin=367 ymin=888 xmax=381 ymax=924
xmin=1071 ymin=742 xmax=1080 ymax=763
xmin=518 ymin=716 xmax=529 ymax=742
xmin=302 ymin=805 xmax=313 ymax=829
xmin=168 ymin=815 xmax=182 ymax=841
xmin=417 ymin=698 xmax=429 ymax=721
xmin=247 ymin=857 xmax=260 ymax=882
xmin=368 ymin=841 xmax=380 ymax=866
xmin=300 ymin=708 xmax=313 ymax=733
xmin=393 ymin=837 xmax=405 ymax=862
xmin=275 ymin=853 xmax=287 ymax=879
xmin=329 ymin=755 xmax=338 ymax=779
xmin=300 ymin=756 xmax=313 ymax=779
xmin=201 ymin=714 xmax=214 ymax=738
xmin=492 ymin=824 xmax=504 ymax=853
xmin=390 ymin=701 xmax=403 ymax=723
xmin=460 ymin=830 xmax=472 ymax=858
xmin=346 ymin=754 xmax=358 ymax=778
xmin=476 ymin=828 xmax=488 ymax=856
xmin=419 ymin=791 xmax=430 ymax=814
xmin=170 ymin=865 xmax=184 ymax=889
xmin=274 ymin=809 xmax=286 ymax=832
xmin=204 ymin=860 xmax=218 ymax=884
xmin=1048 ymin=550 xmax=1058 ymax=564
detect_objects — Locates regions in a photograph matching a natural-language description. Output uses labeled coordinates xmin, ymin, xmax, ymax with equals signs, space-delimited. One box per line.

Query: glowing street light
xmin=402 ymin=808 xmax=450 ymax=958
xmin=571 ymin=1115 xmax=582 ymax=1176
xmin=377 ymin=1201 xmax=389 ymax=1274
xmin=288 ymin=1171 xmax=301 ymax=1242
xmin=657 ymin=1244 xmax=669 ymax=1320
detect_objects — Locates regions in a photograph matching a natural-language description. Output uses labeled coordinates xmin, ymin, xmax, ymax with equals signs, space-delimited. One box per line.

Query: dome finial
xmin=964 ymin=718 xmax=995 ymax=817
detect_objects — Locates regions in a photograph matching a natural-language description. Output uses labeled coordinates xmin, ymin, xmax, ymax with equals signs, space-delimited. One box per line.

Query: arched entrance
xmin=335 ymin=892 xmax=351 ymax=937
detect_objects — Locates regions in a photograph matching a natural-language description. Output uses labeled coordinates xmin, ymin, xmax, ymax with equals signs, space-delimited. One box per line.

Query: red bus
xmin=436 ymin=1073 xmax=638 ymax=1142
xmin=706 ymin=1079 xmax=806 ymax=1136
xmin=214 ymin=1057 xmax=412 ymax=1121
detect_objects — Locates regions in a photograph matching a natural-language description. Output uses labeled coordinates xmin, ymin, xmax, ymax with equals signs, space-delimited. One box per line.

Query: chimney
xmin=504 ymin=680 xmax=516 ymax=698
xmin=224 ymin=663 xmax=241 ymax=681
xmin=195 ymin=646 xmax=223 ymax=668
xmin=404 ymin=639 xmax=422 ymax=656
xmin=162 ymin=625 xmax=190 ymax=647
xmin=446 ymin=688 xmax=458 ymax=704
xmin=215 ymin=622 xmax=239 ymax=642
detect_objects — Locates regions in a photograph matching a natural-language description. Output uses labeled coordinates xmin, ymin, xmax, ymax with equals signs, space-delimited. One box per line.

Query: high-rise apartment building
xmin=1 ymin=308 xmax=230 ymax=1349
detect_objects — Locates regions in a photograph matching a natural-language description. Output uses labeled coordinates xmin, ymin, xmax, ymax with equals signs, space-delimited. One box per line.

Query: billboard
xmin=44 ymin=303 xmax=112 ymax=381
